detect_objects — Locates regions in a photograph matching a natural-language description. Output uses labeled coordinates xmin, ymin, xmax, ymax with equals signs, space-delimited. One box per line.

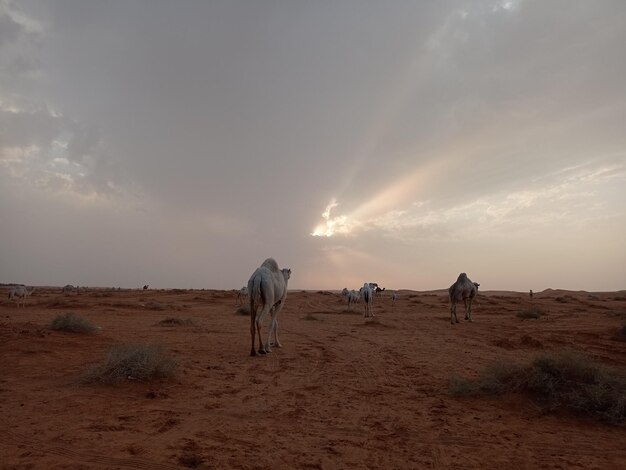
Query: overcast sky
xmin=1 ymin=0 xmax=625 ymax=291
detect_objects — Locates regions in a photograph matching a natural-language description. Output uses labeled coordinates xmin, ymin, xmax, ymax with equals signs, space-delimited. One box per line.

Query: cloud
xmin=311 ymin=156 xmax=626 ymax=242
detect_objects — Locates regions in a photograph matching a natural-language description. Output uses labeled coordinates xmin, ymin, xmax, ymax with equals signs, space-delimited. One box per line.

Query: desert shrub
xmin=449 ymin=359 xmax=523 ymax=396
xmin=304 ymin=313 xmax=320 ymax=321
xmin=516 ymin=307 xmax=544 ymax=320
xmin=449 ymin=350 xmax=626 ymax=424
xmin=82 ymin=343 xmax=177 ymax=384
xmin=236 ymin=305 xmax=250 ymax=315
xmin=46 ymin=298 xmax=76 ymax=309
xmin=158 ymin=317 xmax=195 ymax=326
xmin=49 ymin=313 xmax=97 ymax=333
xmin=145 ymin=301 xmax=167 ymax=311
xmin=613 ymin=325 xmax=626 ymax=342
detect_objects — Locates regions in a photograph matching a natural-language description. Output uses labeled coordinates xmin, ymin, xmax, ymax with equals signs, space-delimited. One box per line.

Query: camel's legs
xmin=249 ymin=302 xmax=257 ymax=356
xmin=267 ymin=302 xmax=284 ymax=349
xmin=256 ymin=304 xmax=271 ymax=354
xmin=450 ymin=302 xmax=459 ymax=324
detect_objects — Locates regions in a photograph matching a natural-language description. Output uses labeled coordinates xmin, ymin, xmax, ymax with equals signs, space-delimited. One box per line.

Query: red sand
xmin=1 ymin=287 xmax=625 ymax=469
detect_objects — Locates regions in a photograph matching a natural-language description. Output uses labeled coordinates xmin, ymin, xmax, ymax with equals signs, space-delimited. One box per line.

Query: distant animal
xmin=340 ymin=288 xmax=349 ymax=300
xmin=390 ymin=291 xmax=399 ymax=303
xmin=143 ymin=285 xmax=149 ymax=290
xmin=529 ymin=289 xmax=533 ymax=299
xmin=236 ymin=286 xmax=249 ymax=306
xmin=248 ymin=258 xmax=291 ymax=356
xmin=375 ymin=286 xmax=386 ymax=295
xmin=8 ymin=285 xmax=35 ymax=307
xmin=361 ymin=283 xmax=374 ymax=318
xmin=448 ymin=273 xmax=480 ymax=324
xmin=347 ymin=289 xmax=360 ymax=309
xmin=62 ymin=284 xmax=76 ymax=294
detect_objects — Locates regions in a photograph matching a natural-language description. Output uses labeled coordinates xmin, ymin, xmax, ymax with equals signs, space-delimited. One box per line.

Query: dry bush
xmin=144 ymin=301 xmax=167 ymax=311
xmin=516 ymin=307 xmax=544 ymax=320
xmin=45 ymin=298 xmax=76 ymax=309
xmin=82 ymin=343 xmax=177 ymax=385
xmin=158 ymin=317 xmax=196 ymax=326
xmin=449 ymin=350 xmax=626 ymax=425
xmin=49 ymin=313 xmax=97 ymax=333
xmin=236 ymin=305 xmax=250 ymax=316
xmin=613 ymin=325 xmax=626 ymax=342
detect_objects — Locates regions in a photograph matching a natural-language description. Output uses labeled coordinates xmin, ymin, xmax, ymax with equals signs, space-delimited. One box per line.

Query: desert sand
xmin=1 ymin=286 xmax=625 ymax=469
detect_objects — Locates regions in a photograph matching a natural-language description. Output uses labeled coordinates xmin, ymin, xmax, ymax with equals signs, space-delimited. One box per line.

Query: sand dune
xmin=1 ymin=287 xmax=625 ymax=468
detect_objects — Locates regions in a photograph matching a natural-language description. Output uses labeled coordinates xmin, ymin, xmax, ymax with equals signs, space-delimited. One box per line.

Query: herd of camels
xmin=5 ymin=257 xmax=479 ymax=357
xmin=245 ymin=257 xmax=479 ymax=357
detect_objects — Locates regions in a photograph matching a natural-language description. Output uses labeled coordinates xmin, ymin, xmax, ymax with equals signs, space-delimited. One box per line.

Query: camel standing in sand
xmin=448 ymin=273 xmax=480 ymax=324
xmin=248 ymin=258 xmax=291 ymax=356
xmin=236 ymin=286 xmax=249 ymax=306
xmin=361 ymin=283 xmax=374 ymax=318
xmin=8 ymin=285 xmax=35 ymax=307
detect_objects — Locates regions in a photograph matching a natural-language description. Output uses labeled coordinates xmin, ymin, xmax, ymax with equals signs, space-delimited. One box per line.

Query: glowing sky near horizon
xmin=1 ymin=0 xmax=625 ymax=291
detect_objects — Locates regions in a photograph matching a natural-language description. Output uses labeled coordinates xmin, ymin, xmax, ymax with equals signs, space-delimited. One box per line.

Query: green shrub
xmin=49 ymin=313 xmax=97 ymax=333
xmin=449 ymin=349 xmax=626 ymax=424
xmin=82 ymin=343 xmax=177 ymax=384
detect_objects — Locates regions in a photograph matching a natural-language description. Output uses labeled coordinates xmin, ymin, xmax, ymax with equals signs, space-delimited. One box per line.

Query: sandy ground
xmin=1 ymin=286 xmax=625 ymax=469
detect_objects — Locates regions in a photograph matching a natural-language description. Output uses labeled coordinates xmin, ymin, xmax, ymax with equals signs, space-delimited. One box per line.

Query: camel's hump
xmin=260 ymin=257 xmax=280 ymax=272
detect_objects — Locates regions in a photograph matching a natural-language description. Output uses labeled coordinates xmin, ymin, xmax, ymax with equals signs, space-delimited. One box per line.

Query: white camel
xmin=62 ymin=284 xmax=76 ymax=294
xmin=236 ymin=286 xmax=249 ymax=306
xmin=340 ymin=288 xmax=349 ymax=301
xmin=8 ymin=285 xmax=35 ymax=307
xmin=361 ymin=283 xmax=374 ymax=318
xmin=347 ymin=289 xmax=360 ymax=309
xmin=448 ymin=273 xmax=480 ymax=324
xmin=248 ymin=258 xmax=291 ymax=356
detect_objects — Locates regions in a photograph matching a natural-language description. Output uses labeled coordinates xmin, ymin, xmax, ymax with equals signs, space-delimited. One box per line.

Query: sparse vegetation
xmin=158 ymin=317 xmax=196 ymax=326
xmin=304 ymin=313 xmax=320 ymax=321
xmin=145 ymin=301 xmax=167 ymax=311
xmin=449 ymin=350 xmax=626 ymax=424
xmin=614 ymin=325 xmax=626 ymax=342
xmin=516 ymin=307 xmax=544 ymax=320
xmin=82 ymin=343 xmax=177 ymax=384
xmin=46 ymin=298 xmax=76 ymax=309
xmin=49 ymin=313 xmax=97 ymax=333
xmin=236 ymin=305 xmax=250 ymax=315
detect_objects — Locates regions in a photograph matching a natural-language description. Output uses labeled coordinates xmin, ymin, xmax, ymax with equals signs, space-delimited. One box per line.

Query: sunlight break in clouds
xmin=311 ymin=198 xmax=357 ymax=237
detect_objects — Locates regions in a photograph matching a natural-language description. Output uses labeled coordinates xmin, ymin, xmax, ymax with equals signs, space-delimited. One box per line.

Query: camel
xmin=143 ymin=285 xmax=149 ymax=290
xmin=62 ymin=284 xmax=76 ymax=295
xmin=347 ymin=289 xmax=360 ymax=309
xmin=236 ymin=286 xmax=249 ymax=306
xmin=390 ymin=291 xmax=399 ymax=303
xmin=448 ymin=273 xmax=480 ymax=324
xmin=8 ymin=285 xmax=34 ymax=307
xmin=340 ymin=288 xmax=349 ymax=301
xmin=247 ymin=258 xmax=291 ymax=356
xmin=361 ymin=283 xmax=374 ymax=318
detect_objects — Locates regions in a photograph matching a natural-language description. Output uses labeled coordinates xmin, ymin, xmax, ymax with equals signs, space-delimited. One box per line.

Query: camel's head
xmin=282 ymin=268 xmax=291 ymax=281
